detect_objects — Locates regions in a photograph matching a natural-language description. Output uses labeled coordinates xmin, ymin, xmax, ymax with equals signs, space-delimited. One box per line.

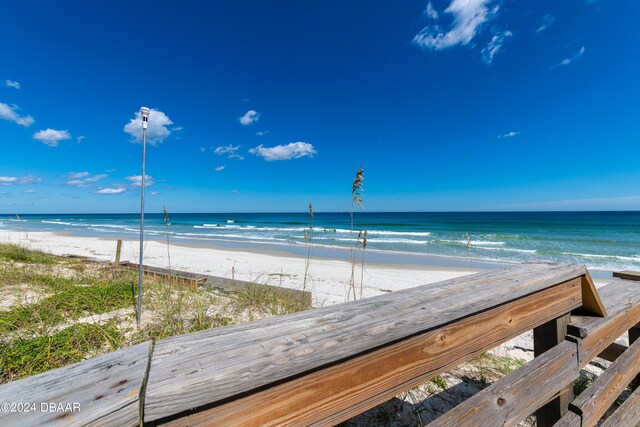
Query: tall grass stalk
xmin=359 ymin=230 xmax=367 ymax=299
xmin=302 ymin=202 xmax=313 ymax=294
xmin=349 ymin=165 xmax=364 ymax=301
xmin=163 ymin=206 xmax=171 ymax=271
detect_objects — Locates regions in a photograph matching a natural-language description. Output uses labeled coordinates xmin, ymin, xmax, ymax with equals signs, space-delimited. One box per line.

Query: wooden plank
xmin=429 ymin=341 xmax=579 ymax=427
xmin=534 ymin=314 xmax=574 ymax=427
xmin=145 ymin=263 xmax=585 ymax=422
xmin=600 ymin=384 xmax=640 ymax=427
xmin=552 ymin=410 xmax=581 ymax=427
xmin=152 ymin=278 xmax=582 ymax=426
xmin=613 ymin=270 xmax=640 ymax=281
xmin=568 ymin=278 xmax=640 ymax=364
xmin=120 ymin=261 xmax=207 ymax=282
xmin=597 ymin=342 xmax=628 ymax=362
xmin=569 ymin=333 xmax=640 ymax=426
xmin=204 ymin=275 xmax=312 ymax=306
xmin=0 ymin=341 xmax=152 ymax=427
xmin=576 ymin=271 xmax=607 ymax=317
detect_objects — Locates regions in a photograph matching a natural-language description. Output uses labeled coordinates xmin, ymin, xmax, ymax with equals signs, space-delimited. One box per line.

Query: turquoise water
xmin=2 ymin=212 xmax=639 ymax=273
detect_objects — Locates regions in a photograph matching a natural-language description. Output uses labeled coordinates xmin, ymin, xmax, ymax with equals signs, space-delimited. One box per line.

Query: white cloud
xmin=256 ymin=130 xmax=269 ymax=137
xmin=413 ymin=0 xmax=498 ymax=50
xmin=67 ymin=172 xmax=89 ymax=180
xmin=0 ymin=102 xmax=34 ymax=127
xmin=76 ymin=135 xmax=86 ymax=143
xmin=23 ymin=189 xmax=36 ymax=194
xmin=239 ymin=110 xmax=259 ymax=125
xmin=231 ymin=189 xmax=240 ymax=194
xmin=536 ymin=14 xmax=555 ymax=33
xmin=214 ymin=144 xmax=244 ymax=160
xmin=33 ymin=129 xmax=71 ymax=147
xmin=0 ymin=175 xmax=41 ymax=185
xmin=96 ymin=187 xmax=126 ymax=195
xmin=215 ymin=165 xmax=225 ymax=172
xmin=425 ymin=2 xmax=439 ymax=19
xmin=126 ymin=175 xmax=155 ymax=188
xmin=5 ymin=80 xmax=20 ymax=90
xmin=249 ymin=141 xmax=317 ymax=161
xmin=200 ymin=146 xmax=206 ymax=153
xmin=123 ymin=108 xmax=174 ymax=146
xmin=85 ymin=174 xmax=108 ymax=182
xmin=481 ymin=30 xmax=512 ymax=64
xmin=151 ymin=191 xmax=160 ymax=196
xmin=67 ymin=172 xmax=108 ymax=187
xmin=550 ymin=46 xmax=586 ymax=70
xmin=498 ymin=131 xmax=519 ymax=138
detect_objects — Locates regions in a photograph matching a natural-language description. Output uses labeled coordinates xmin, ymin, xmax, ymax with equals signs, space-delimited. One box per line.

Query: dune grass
xmin=0 ymin=243 xmax=311 ymax=384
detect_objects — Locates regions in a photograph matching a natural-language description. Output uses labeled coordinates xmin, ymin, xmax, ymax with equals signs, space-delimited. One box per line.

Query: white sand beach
xmin=0 ymin=230 xmax=478 ymax=306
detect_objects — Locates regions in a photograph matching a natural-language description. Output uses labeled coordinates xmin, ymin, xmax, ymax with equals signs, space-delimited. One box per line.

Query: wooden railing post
xmin=630 ymin=323 xmax=640 ymax=390
xmin=115 ymin=239 xmax=122 ymax=265
xmin=533 ymin=312 xmax=573 ymax=427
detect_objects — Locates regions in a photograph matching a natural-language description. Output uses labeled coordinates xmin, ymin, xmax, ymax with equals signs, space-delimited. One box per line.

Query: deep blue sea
xmin=1 ymin=212 xmax=639 ymax=274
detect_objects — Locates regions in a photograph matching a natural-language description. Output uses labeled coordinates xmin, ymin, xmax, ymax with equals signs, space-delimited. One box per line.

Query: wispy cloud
xmin=231 ymin=189 xmax=240 ymax=194
xmin=425 ymin=2 xmax=439 ymax=19
xmin=123 ymin=108 xmax=174 ymax=146
xmin=0 ymin=102 xmax=34 ymax=127
xmin=199 ymin=146 xmax=206 ymax=153
xmin=76 ymin=135 xmax=86 ymax=143
xmin=96 ymin=187 xmax=126 ymax=195
xmin=5 ymin=80 xmax=20 ymax=90
xmin=67 ymin=172 xmax=89 ymax=180
xmin=66 ymin=172 xmax=108 ymax=187
xmin=239 ymin=110 xmax=259 ymax=125
xmin=151 ymin=191 xmax=160 ymax=196
xmin=498 ymin=131 xmax=519 ymax=138
xmin=536 ymin=14 xmax=555 ymax=33
xmin=481 ymin=30 xmax=512 ymax=64
xmin=126 ymin=174 xmax=155 ymax=188
xmin=214 ymin=144 xmax=244 ymax=160
xmin=215 ymin=165 xmax=225 ymax=172
xmin=256 ymin=130 xmax=269 ymax=137
xmin=413 ymin=0 xmax=498 ymax=50
xmin=0 ymin=175 xmax=41 ymax=185
xmin=550 ymin=46 xmax=586 ymax=70
xmin=33 ymin=129 xmax=71 ymax=147
xmin=23 ymin=189 xmax=36 ymax=194
xmin=85 ymin=174 xmax=107 ymax=182
xmin=249 ymin=141 xmax=316 ymax=161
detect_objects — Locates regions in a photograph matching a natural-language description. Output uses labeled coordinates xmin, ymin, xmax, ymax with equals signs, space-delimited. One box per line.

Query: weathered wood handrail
xmin=434 ymin=275 xmax=640 ymax=427
xmin=0 ymin=263 xmax=612 ymax=426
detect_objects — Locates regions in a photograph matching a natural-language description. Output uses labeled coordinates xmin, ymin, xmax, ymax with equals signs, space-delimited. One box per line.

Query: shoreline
xmin=1 ymin=230 xmax=482 ymax=305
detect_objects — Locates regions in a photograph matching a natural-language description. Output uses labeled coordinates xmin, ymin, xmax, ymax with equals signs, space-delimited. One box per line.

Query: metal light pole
xmin=137 ymin=106 xmax=150 ymax=327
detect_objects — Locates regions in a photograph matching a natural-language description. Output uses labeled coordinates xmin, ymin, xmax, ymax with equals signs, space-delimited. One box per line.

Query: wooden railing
xmin=2 ymin=262 xmax=640 ymax=426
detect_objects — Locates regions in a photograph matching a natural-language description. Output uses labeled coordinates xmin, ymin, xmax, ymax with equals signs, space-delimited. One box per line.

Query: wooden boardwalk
xmin=2 ymin=262 xmax=639 ymax=426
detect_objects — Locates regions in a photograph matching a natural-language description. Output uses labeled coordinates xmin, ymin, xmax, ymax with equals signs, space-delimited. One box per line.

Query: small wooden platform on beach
xmin=2 ymin=263 xmax=640 ymax=426
xmin=117 ymin=260 xmax=312 ymax=304
xmin=118 ymin=261 xmax=208 ymax=288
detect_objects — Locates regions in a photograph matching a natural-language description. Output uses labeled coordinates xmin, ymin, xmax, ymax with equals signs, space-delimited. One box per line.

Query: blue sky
xmin=1 ymin=0 xmax=639 ymax=213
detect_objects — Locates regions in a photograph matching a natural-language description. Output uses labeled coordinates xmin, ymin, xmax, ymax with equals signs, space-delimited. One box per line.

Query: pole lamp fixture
xmin=137 ymin=106 xmax=150 ymax=327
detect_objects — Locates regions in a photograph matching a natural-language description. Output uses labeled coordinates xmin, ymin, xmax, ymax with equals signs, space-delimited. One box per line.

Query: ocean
xmin=1 ymin=211 xmax=639 ymax=275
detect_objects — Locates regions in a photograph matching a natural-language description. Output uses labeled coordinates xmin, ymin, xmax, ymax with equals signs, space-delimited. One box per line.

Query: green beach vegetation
xmin=0 ymin=243 xmax=310 ymax=383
